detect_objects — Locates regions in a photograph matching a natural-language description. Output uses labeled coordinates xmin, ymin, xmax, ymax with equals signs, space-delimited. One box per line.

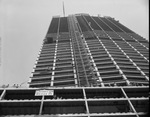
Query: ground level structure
xmin=0 ymin=87 xmax=149 ymax=116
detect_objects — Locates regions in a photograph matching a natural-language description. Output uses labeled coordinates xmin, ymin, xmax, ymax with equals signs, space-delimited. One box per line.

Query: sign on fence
xmin=35 ymin=90 xmax=54 ymax=96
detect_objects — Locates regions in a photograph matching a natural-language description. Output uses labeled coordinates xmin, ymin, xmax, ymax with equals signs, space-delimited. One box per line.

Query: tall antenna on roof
xmin=63 ymin=1 xmax=65 ymax=17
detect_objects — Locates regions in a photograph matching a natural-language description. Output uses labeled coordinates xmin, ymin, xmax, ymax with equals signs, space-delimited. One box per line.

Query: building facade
xmin=0 ymin=14 xmax=149 ymax=117
xmin=30 ymin=14 xmax=149 ymax=88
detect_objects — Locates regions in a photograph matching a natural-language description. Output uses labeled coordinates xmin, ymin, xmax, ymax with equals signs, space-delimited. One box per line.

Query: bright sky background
xmin=0 ymin=0 xmax=149 ymax=87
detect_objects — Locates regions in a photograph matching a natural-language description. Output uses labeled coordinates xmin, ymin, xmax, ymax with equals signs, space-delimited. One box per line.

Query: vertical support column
xmin=84 ymin=39 xmax=104 ymax=87
xmin=121 ymin=88 xmax=139 ymax=117
xmin=51 ymin=40 xmax=58 ymax=87
xmin=70 ymin=39 xmax=78 ymax=87
xmin=39 ymin=95 xmax=44 ymax=115
xmin=50 ymin=16 xmax=60 ymax=87
xmin=82 ymin=88 xmax=90 ymax=115
xmin=0 ymin=89 xmax=6 ymax=100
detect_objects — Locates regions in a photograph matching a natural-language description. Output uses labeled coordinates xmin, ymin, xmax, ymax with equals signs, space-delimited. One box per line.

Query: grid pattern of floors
xmin=1 ymin=14 xmax=148 ymax=116
xmin=0 ymin=87 xmax=149 ymax=117
xmin=30 ymin=33 xmax=77 ymax=87
xmin=78 ymin=14 xmax=149 ymax=87
xmin=29 ymin=14 xmax=149 ymax=87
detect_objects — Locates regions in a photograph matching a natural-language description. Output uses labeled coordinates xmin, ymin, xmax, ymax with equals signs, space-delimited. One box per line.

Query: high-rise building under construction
xmin=30 ymin=14 xmax=149 ymax=88
xmin=0 ymin=14 xmax=149 ymax=117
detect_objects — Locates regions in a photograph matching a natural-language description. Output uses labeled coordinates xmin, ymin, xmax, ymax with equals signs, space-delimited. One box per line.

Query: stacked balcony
xmin=31 ymin=37 xmax=76 ymax=87
xmin=30 ymin=42 xmax=56 ymax=87
xmin=53 ymin=39 xmax=75 ymax=87
xmin=76 ymin=14 xmax=149 ymax=87
xmin=30 ymin=16 xmax=76 ymax=87
xmin=86 ymin=38 xmax=124 ymax=86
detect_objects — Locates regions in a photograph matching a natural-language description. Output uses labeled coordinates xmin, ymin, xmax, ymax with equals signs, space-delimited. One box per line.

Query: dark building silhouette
xmin=0 ymin=14 xmax=149 ymax=117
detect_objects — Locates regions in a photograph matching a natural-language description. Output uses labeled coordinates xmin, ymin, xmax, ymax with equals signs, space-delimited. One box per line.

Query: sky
xmin=0 ymin=0 xmax=149 ymax=87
